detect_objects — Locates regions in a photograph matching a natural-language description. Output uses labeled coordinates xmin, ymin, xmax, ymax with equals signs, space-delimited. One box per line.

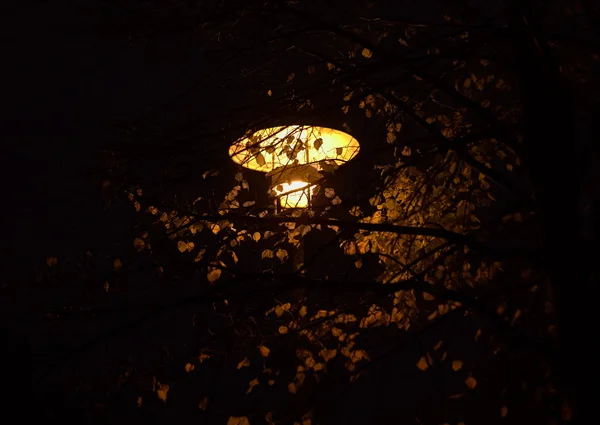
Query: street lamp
xmin=229 ymin=125 xmax=360 ymax=210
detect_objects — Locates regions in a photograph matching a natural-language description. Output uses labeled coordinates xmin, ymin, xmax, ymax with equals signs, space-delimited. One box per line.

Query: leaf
xmin=259 ymin=345 xmax=270 ymax=357
xmin=279 ymin=326 xmax=288 ymax=334
xmin=452 ymin=360 xmax=463 ymax=371
xmin=287 ymin=73 xmax=295 ymax=82
xmin=416 ymin=356 xmax=429 ymax=371
xmin=195 ymin=248 xmax=206 ymax=263
xmin=185 ymin=363 xmax=195 ymax=373
xmin=133 ymin=238 xmax=145 ymax=251
xmin=157 ymin=383 xmax=169 ymax=403
xmin=261 ymin=249 xmax=274 ymax=259
xmin=256 ymin=152 xmax=266 ymax=166
xmin=177 ymin=240 xmax=194 ymax=253
xmin=113 ymin=258 xmax=122 ymax=271
xmin=327 ymin=63 xmax=335 ymax=70
xmin=386 ymin=132 xmax=396 ymax=143
xmin=500 ymin=406 xmax=508 ymax=418
xmin=324 ymin=188 xmax=335 ymax=198
xmin=465 ymin=376 xmax=477 ymax=389
xmin=331 ymin=196 xmax=342 ymax=205
xmin=227 ymin=417 xmax=250 ymax=425
xmin=422 ymin=292 xmax=434 ymax=301
xmin=237 ymin=357 xmax=250 ymax=369
xmin=336 ymin=147 xmax=343 ymax=155
xmin=276 ymin=248 xmax=289 ymax=262
xmin=246 ymin=378 xmax=259 ymax=394
xmin=299 ymin=306 xmax=307 ymax=317
xmin=267 ymin=89 xmax=272 ymax=96
xmin=361 ymin=47 xmax=372 ymax=58
xmin=313 ymin=138 xmax=323 ymax=150
xmin=235 ymin=172 xmax=243 ymax=181
xmin=402 ymin=146 xmax=412 ymax=156
xmin=288 ymin=382 xmax=297 ymax=394
xmin=198 ymin=397 xmax=209 ymax=410
xmin=207 ymin=268 xmax=221 ymax=283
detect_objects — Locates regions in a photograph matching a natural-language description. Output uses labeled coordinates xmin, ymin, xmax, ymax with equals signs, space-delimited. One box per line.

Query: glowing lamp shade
xmin=229 ymin=125 xmax=360 ymax=172
xmin=230 ymin=125 xmax=360 ymax=209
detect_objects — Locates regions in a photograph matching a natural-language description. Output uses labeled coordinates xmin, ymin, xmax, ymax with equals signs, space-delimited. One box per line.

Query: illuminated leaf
xmin=133 ymin=238 xmax=145 ymax=251
xmin=386 ymin=132 xmax=396 ymax=143
xmin=288 ymin=382 xmax=296 ymax=394
xmin=259 ymin=345 xmax=270 ymax=357
xmin=157 ymin=383 xmax=169 ymax=403
xmin=299 ymin=306 xmax=307 ymax=317
xmin=422 ymin=292 xmax=434 ymax=301
xmin=327 ymin=63 xmax=335 ymax=70
xmin=195 ymin=248 xmax=206 ymax=263
xmin=361 ymin=47 xmax=372 ymax=58
xmin=207 ymin=268 xmax=221 ymax=283
xmin=246 ymin=378 xmax=259 ymax=394
xmin=262 ymin=249 xmax=274 ymax=259
xmin=416 ymin=356 xmax=429 ymax=371
xmin=185 ymin=363 xmax=195 ymax=373
xmin=324 ymin=188 xmax=335 ymax=198
xmin=113 ymin=258 xmax=122 ymax=271
xmin=452 ymin=360 xmax=463 ymax=371
xmin=256 ymin=153 xmax=266 ymax=166
xmin=235 ymin=172 xmax=243 ymax=181
xmin=313 ymin=138 xmax=323 ymax=150
xmin=227 ymin=417 xmax=250 ymax=425
xmin=401 ymin=146 xmax=412 ymax=156
xmin=287 ymin=73 xmax=295 ymax=82
xmin=465 ymin=376 xmax=477 ymax=389
xmin=331 ymin=196 xmax=342 ymax=205
xmin=279 ymin=326 xmax=288 ymax=334
xmin=253 ymin=232 xmax=261 ymax=242
xmin=267 ymin=89 xmax=272 ymax=96
xmin=276 ymin=248 xmax=289 ymax=262
xmin=354 ymin=258 xmax=363 ymax=269
xmin=237 ymin=357 xmax=250 ymax=369
xmin=178 ymin=240 xmax=194 ymax=253
xmin=198 ymin=397 xmax=208 ymax=410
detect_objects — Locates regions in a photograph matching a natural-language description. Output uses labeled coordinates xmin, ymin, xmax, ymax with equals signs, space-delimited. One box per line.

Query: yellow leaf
xmin=259 ymin=345 xmax=270 ymax=357
xmin=237 ymin=357 xmax=250 ymax=369
xmin=422 ymin=292 xmax=434 ymax=301
xmin=465 ymin=376 xmax=477 ymax=389
xmin=207 ymin=268 xmax=221 ymax=283
xmin=227 ymin=417 xmax=250 ymax=425
xmin=195 ymin=248 xmax=206 ymax=263
xmin=267 ymin=89 xmax=272 ymax=96
xmin=313 ymin=138 xmax=323 ymax=150
xmin=324 ymin=187 xmax=335 ymax=198
xmin=276 ymin=248 xmax=288 ymax=262
xmin=185 ymin=363 xmax=195 ymax=373
xmin=500 ymin=406 xmax=508 ymax=417
xmin=288 ymin=382 xmax=296 ymax=394
xmin=287 ymin=73 xmax=295 ymax=82
xmin=327 ymin=63 xmax=335 ymax=70
xmin=133 ymin=238 xmax=145 ymax=251
xmin=299 ymin=306 xmax=307 ymax=317
xmin=198 ymin=397 xmax=209 ymax=410
xmin=361 ymin=47 xmax=372 ymax=58
xmin=268 ymin=379 xmax=275 ymax=386
xmin=452 ymin=360 xmax=463 ymax=371
xmin=279 ymin=326 xmax=288 ymax=334
xmin=354 ymin=258 xmax=363 ymax=269
xmin=253 ymin=232 xmax=261 ymax=242
xmin=416 ymin=356 xmax=429 ymax=371
xmin=246 ymin=378 xmax=259 ymax=394
xmin=157 ymin=383 xmax=169 ymax=403
xmin=261 ymin=249 xmax=274 ymax=259
xmin=177 ymin=240 xmax=194 ymax=253
xmin=113 ymin=258 xmax=122 ymax=271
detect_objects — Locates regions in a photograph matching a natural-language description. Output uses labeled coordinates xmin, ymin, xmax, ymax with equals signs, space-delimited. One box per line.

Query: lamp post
xmin=229 ymin=125 xmax=360 ymax=271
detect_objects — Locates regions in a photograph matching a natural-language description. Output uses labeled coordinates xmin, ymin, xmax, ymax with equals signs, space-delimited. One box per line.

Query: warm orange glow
xmin=229 ymin=125 xmax=360 ymax=173
xmin=272 ymin=181 xmax=314 ymax=209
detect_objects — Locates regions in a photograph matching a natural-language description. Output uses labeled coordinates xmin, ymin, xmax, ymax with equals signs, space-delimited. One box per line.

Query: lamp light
xmin=229 ymin=125 xmax=360 ymax=209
